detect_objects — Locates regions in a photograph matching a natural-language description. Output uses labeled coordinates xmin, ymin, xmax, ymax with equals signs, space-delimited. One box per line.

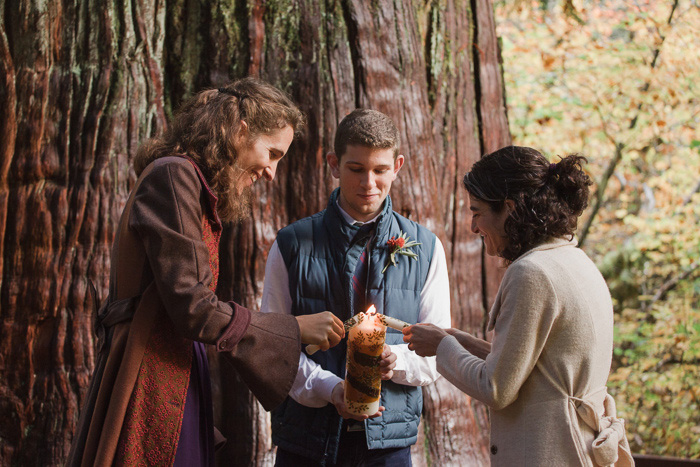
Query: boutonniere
xmin=382 ymin=231 xmax=421 ymax=273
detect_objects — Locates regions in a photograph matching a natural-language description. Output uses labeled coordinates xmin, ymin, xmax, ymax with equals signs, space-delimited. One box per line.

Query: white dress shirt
xmin=260 ymin=203 xmax=451 ymax=407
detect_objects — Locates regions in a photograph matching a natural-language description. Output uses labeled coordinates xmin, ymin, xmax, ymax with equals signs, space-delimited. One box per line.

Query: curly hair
xmin=134 ymin=77 xmax=305 ymax=221
xmin=463 ymin=145 xmax=592 ymax=263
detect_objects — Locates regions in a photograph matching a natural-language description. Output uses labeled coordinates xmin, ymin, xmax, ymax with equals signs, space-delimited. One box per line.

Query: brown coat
xmin=67 ymin=157 xmax=300 ymax=466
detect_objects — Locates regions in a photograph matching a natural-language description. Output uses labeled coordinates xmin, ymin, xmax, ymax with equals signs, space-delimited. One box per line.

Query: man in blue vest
xmin=261 ymin=109 xmax=451 ymax=466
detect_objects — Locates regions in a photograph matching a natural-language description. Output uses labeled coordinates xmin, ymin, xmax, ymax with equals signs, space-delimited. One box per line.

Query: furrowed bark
xmin=1 ymin=1 xmax=509 ymax=465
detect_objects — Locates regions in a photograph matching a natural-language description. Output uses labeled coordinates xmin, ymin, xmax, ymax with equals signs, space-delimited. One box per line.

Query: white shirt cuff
xmin=389 ymin=343 xmax=441 ymax=386
xmin=316 ymin=373 xmax=343 ymax=404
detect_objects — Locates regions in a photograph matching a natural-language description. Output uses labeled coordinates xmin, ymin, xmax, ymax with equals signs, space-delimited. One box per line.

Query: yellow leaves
xmin=496 ymin=3 xmax=700 ymax=454
xmin=614 ymin=209 xmax=628 ymax=219
xmin=666 ymin=378 xmax=684 ymax=394
xmin=673 ymin=334 xmax=688 ymax=345
xmin=642 ymin=398 xmax=657 ymax=409
xmin=657 ymin=233 xmax=674 ymax=244
xmin=609 ymin=366 xmax=633 ymax=382
xmin=639 ymin=357 xmax=659 ymax=372
xmin=607 ymin=289 xmax=700 ymax=456
xmin=540 ymin=52 xmax=556 ymax=71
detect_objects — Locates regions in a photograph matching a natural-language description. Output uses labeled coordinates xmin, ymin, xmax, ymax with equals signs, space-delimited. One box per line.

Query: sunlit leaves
xmin=495 ymin=0 xmax=700 ymax=458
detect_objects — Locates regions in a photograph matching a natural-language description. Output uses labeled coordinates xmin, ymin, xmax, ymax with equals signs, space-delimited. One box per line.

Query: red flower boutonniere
xmin=382 ymin=231 xmax=421 ymax=273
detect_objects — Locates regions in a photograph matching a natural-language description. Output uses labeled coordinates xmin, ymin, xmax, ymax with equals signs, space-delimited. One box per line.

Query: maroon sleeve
xmin=131 ymin=158 xmax=301 ymax=405
xmin=215 ymin=302 xmax=251 ymax=351
xmin=129 ymin=158 xmax=238 ymax=345
xmin=224 ymin=309 xmax=301 ymax=411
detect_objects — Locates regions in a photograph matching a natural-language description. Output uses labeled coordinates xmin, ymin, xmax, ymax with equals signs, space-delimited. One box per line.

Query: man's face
xmin=327 ymin=145 xmax=404 ymax=222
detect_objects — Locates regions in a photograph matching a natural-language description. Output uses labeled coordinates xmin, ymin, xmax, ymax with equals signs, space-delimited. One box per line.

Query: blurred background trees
xmin=496 ymin=0 xmax=700 ymax=457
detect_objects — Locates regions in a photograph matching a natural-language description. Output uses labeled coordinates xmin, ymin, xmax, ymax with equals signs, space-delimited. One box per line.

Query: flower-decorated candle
xmin=344 ymin=305 xmax=387 ymax=416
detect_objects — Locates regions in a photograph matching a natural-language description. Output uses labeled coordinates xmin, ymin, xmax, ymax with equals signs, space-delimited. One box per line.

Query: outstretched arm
xmin=402 ymin=323 xmax=449 ymax=357
xmin=435 ymin=262 xmax=560 ymax=410
xmin=445 ymin=328 xmax=491 ymax=360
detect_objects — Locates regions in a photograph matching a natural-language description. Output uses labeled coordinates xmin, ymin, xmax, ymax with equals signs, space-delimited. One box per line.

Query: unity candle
xmin=344 ymin=305 xmax=387 ymax=416
xmin=305 ymin=312 xmax=410 ymax=355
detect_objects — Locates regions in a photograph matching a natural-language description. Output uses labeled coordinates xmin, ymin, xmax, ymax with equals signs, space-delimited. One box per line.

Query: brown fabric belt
xmin=95 ymin=295 xmax=142 ymax=354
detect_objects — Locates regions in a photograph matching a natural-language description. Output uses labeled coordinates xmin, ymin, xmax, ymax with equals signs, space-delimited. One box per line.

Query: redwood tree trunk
xmin=0 ymin=0 xmax=509 ymax=465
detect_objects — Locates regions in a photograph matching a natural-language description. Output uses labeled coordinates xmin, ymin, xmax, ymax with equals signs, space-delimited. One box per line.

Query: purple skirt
xmin=173 ymin=341 xmax=215 ymax=466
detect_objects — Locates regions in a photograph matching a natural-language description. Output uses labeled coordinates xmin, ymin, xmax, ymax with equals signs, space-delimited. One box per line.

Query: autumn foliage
xmin=496 ymin=0 xmax=700 ymax=457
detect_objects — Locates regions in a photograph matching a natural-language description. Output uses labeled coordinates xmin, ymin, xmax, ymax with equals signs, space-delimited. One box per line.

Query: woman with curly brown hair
xmin=404 ymin=146 xmax=633 ymax=466
xmin=68 ymin=78 xmax=344 ymax=467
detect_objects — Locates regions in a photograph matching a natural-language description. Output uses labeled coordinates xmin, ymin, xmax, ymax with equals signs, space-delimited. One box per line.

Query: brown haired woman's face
xmin=468 ymin=194 xmax=511 ymax=257
xmin=233 ymin=124 xmax=294 ymax=194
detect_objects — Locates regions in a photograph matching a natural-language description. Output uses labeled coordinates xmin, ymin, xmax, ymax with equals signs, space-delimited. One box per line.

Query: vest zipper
xmin=364 ymin=237 xmax=372 ymax=308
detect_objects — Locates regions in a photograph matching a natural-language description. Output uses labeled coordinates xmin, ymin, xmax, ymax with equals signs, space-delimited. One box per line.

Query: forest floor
xmin=495 ymin=0 xmax=700 ymax=458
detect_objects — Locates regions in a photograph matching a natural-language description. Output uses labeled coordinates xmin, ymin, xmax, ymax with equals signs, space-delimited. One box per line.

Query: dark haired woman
xmin=404 ymin=146 xmax=633 ymax=466
xmin=68 ymin=78 xmax=344 ymax=466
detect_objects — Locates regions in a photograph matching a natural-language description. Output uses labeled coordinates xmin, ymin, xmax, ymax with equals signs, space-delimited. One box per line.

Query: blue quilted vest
xmin=271 ymin=188 xmax=435 ymax=464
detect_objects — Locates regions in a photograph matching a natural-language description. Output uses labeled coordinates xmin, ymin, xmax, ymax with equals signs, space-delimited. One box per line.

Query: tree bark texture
xmin=0 ymin=0 xmax=510 ymax=465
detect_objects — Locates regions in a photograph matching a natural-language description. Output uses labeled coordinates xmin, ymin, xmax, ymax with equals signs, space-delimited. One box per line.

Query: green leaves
xmin=497 ymin=0 xmax=700 ymax=457
xmin=382 ymin=231 xmax=421 ymax=274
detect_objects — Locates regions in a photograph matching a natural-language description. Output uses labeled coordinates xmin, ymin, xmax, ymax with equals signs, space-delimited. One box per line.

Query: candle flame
xmin=365 ymin=305 xmax=377 ymax=315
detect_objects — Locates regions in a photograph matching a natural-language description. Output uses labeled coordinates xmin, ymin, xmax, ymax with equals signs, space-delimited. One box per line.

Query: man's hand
xmin=379 ymin=344 xmax=396 ymax=381
xmin=402 ymin=323 xmax=448 ymax=357
xmin=330 ymin=382 xmax=384 ymax=421
xmin=296 ymin=312 xmax=344 ymax=350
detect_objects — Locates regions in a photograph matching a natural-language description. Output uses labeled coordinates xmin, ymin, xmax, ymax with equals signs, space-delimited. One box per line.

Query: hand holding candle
xmin=379 ymin=344 xmax=396 ymax=380
xmin=402 ymin=323 xmax=449 ymax=357
xmin=305 ymin=311 xmax=410 ymax=355
xmin=330 ymin=382 xmax=384 ymax=421
xmin=296 ymin=311 xmax=345 ymax=350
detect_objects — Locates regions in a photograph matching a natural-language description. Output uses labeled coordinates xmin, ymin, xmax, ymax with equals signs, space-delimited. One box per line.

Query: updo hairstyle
xmin=463 ymin=145 xmax=592 ymax=263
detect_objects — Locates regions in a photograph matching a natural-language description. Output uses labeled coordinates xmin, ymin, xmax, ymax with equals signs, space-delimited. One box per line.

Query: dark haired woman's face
xmin=468 ymin=194 xmax=510 ymax=257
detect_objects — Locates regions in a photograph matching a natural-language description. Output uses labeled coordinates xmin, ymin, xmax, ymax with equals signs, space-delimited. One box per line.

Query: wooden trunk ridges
xmin=0 ymin=0 xmax=510 ymax=465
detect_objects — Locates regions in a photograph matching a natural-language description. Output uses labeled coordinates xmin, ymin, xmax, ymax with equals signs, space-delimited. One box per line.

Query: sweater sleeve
xmin=436 ymin=260 xmax=559 ymax=410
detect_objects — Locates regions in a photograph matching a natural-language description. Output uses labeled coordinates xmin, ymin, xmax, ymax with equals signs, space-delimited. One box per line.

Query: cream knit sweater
xmin=437 ymin=238 xmax=616 ymax=466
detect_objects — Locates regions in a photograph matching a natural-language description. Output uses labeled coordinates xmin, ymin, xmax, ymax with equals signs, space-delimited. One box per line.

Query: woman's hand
xmin=296 ymin=312 xmax=344 ymax=350
xmin=402 ymin=323 xmax=449 ymax=357
xmin=331 ymin=382 xmax=384 ymax=421
xmin=379 ymin=344 xmax=397 ymax=380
